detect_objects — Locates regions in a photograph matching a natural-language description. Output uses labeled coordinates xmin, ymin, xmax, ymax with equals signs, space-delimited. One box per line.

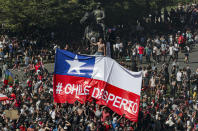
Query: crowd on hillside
xmin=0 ymin=3 xmax=198 ymax=131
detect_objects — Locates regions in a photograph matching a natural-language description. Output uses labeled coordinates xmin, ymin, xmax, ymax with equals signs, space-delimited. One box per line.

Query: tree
xmin=0 ymin=0 xmax=190 ymax=40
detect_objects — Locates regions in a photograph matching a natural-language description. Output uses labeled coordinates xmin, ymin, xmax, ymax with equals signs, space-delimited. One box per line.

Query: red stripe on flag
xmin=53 ymin=74 xmax=140 ymax=122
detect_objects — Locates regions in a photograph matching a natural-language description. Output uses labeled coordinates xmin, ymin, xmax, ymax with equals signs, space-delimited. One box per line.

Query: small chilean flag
xmin=53 ymin=49 xmax=142 ymax=122
xmin=0 ymin=94 xmax=8 ymax=101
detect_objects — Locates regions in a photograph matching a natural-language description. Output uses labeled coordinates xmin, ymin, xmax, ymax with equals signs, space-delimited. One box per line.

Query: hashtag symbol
xmin=56 ymin=83 xmax=63 ymax=94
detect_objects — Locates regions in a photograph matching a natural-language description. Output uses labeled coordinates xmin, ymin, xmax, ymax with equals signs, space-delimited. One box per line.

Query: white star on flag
xmin=65 ymin=55 xmax=86 ymax=74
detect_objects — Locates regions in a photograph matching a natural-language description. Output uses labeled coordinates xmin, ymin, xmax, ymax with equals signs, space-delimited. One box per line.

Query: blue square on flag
xmin=55 ymin=49 xmax=95 ymax=78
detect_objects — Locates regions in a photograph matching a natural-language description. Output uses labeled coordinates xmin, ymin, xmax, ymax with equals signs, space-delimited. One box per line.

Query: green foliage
xmin=0 ymin=0 xmax=190 ymax=39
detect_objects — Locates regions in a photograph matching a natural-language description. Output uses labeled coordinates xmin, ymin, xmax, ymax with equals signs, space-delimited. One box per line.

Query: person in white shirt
xmin=115 ymin=41 xmax=123 ymax=59
xmin=155 ymin=46 xmax=161 ymax=63
xmin=153 ymin=45 xmax=157 ymax=63
xmin=150 ymin=76 xmax=156 ymax=94
xmin=142 ymin=67 xmax=147 ymax=78
xmin=168 ymin=35 xmax=174 ymax=44
xmin=136 ymin=43 xmax=140 ymax=54
xmin=174 ymin=43 xmax=179 ymax=61
xmin=176 ymin=70 xmax=182 ymax=82
xmin=114 ymin=37 xmax=123 ymax=59
xmin=184 ymin=45 xmax=190 ymax=63
xmin=2 ymin=62 xmax=8 ymax=81
xmin=176 ymin=69 xmax=182 ymax=92
xmin=168 ymin=44 xmax=174 ymax=62
xmin=161 ymin=42 xmax=167 ymax=62
xmin=53 ymin=44 xmax=59 ymax=53
xmin=132 ymin=48 xmax=137 ymax=61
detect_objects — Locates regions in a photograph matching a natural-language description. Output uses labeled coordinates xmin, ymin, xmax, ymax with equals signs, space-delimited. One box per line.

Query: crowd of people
xmin=0 ymin=2 xmax=198 ymax=131
xmin=109 ymin=3 xmax=198 ymax=62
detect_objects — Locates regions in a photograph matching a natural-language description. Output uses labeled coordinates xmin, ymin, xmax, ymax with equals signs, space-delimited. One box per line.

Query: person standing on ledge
xmin=91 ymin=38 xmax=106 ymax=56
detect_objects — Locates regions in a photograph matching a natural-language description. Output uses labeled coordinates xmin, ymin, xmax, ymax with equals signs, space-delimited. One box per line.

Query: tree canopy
xmin=0 ymin=0 xmax=193 ymax=40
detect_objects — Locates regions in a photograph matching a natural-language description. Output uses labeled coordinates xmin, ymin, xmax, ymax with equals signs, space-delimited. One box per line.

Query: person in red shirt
xmin=101 ymin=108 xmax=110 ymax=122
xmin=138 ymin=45 xmax=144 ymax=64
xmin=14 ymin=98 xmax=21 ymax=108
xmin=34 ymin=64 xmax=40 ymax=73
xmin=19 ymin=125 xmax=26 ymax=131
xmin=35 ymin=61 xmax=42 ymax=74
xmin=3 ymin=79 xmax=8 ymax=86
xmin=27 ymin=76 xmax=33 ymax=93
xmin=178 ymin=33 xmax=185 ymax=50
xmin=37 ymin=72 xmax=42 ymax=81
xmin=103 ymin=118 xmax=111 ymax=131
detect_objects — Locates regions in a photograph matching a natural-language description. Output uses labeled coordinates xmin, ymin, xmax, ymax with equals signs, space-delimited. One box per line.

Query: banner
xmin=53 ymin=49 xmax=142 ymax=122
xmin=4 ymin=110 xmax=19 ymax=120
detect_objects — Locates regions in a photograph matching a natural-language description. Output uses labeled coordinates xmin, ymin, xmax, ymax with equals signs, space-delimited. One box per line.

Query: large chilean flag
xmin=53 ymin=49 xmax=142 ymax=122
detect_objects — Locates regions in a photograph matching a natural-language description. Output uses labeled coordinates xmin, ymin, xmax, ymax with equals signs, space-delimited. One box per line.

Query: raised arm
xmin=91 ymin=42 xmax=98 ymax=46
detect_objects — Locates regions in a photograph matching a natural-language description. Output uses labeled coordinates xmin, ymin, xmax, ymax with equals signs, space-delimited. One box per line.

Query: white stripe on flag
xmin=92 ymin=57 xmax=142 ymax=95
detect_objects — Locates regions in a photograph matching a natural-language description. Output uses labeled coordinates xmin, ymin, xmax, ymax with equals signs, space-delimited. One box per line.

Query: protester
xmin=0 ymin=3 xmax=198 ymax=131
xmin=92 ymin=38 xmax=106 ymax=56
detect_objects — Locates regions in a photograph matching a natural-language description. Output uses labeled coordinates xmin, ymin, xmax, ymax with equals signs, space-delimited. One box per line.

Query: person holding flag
xmin=3 ymin=69 xmax=14 ymax=86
